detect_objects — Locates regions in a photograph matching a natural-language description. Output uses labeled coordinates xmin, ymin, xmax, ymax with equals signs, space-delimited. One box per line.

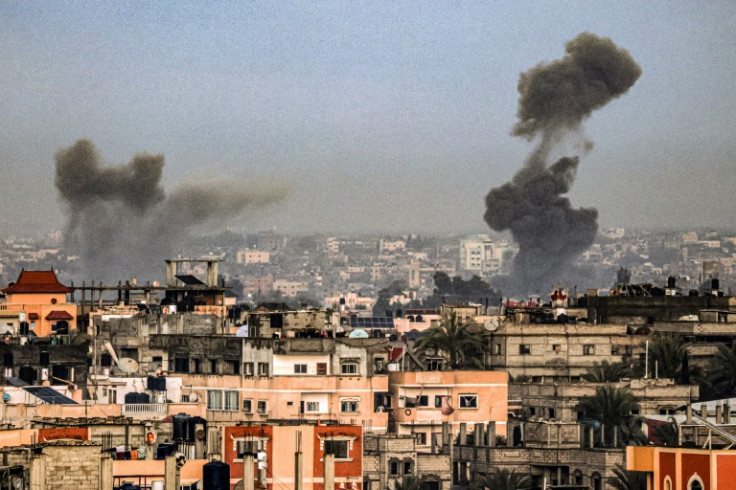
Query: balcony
xmin=122 ymin=403 xmax=167 ymax=418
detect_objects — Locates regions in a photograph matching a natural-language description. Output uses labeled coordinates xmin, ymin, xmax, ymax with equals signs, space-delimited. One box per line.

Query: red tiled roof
xmin=1 ymin=269 xmax=73 ymax=294
xmin=45 ymin=310 xmax=74 ymax=321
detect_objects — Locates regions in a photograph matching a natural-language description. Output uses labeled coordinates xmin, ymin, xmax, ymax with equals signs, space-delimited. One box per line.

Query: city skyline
xmin=1 ymin=1 xmax=735 ymax=238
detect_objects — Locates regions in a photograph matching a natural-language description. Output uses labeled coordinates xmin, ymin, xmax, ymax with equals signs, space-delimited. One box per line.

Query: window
xmin=519 ymin=344 xmax=531 ymax=355
xmin=403 ymin=459 xmax=413 ymax=475
xmin=207 ymin=390 xmax=238 ymax=411
xmin=529 ymin=407 xmax=536 ymax=416
xmin=341 ymin=362 xmax=358 ymax=375
xmin=305 ymin=401 xmax=320 ymax=412
xmin=389 ymin=459 xmax=399 ymax=476
xmin=237 ymin=439 xmax=263 ymax=457
xmin=225 ymin=360 xmax=240 ymax=375
xmin=583 ymin=345 xmax=595 ymax=355
xmin=493 ymin=343 xmax=501 ymax=355
xmin=207 ymin=390 xmax=223 ymax=410
xmin=294 ymin=364 xmax=307 ymax=374
xmin=341 ymin=399 xmax=359 ymax=413
xmin=225 ymin=391 xmax=239 ymax=411
xmin=317 ymin=363 xmax=328 ymax=375
xmin=243 ymin=399 xmax=252 ymax=413
xmin=459 ymin=394 xmax=478 ymax=409
xmin=258 ymin=363 xmax=269 ymax=376
xmin=416 ymin=395 xmax=429 ymax=407
xmin=415 ymin=432 xmax=427 ymax=445
xmin=244 ymin=362 xmax=254 ymax=376
xmin=210 ymin=359 xmax=218 ymax=374
xmin=173 ymin=357 xmax=189 ymax=373
xmin=552 ymin=344 xmax=561 ymax=353
xmin=548 ymin=408 xmax=555 ymax=419
xmin=690 ymin=480 xmax=703 ymax=490
xmin=257 ymin=400 xmax=268 ymax=414
xmin=324 ymin=440 xmax=349 ymax=459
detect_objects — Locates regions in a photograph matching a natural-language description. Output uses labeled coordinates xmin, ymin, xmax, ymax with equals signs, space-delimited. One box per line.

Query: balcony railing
xmin=122 ymin=403 xmax=167 ymax=417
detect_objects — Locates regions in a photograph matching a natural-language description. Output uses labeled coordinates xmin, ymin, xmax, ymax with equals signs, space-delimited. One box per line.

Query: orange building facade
xmin=627 ymin=445 xmax=736 ymax=490
xmin=389 ymin=370 xmax=508 ymax=448
xmin=224 ymin=424 xmax=363 ymax=490
xmin=0 ymin=269 xmax=76 ymax=337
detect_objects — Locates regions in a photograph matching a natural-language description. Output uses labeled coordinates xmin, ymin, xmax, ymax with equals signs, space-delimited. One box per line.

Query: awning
xmin=28 ymin=313 xmax=39 ymax=320
xmin=45 ymin=310 xmax=73 ymax=321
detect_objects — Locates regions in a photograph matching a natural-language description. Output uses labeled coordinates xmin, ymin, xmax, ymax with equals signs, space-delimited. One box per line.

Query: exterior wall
xmin=2 ymin=442 xmax=105 ymax=489
xmin=1 ymin=291 xmax=75 ymax=337
xmin=388 ymin=371 xmax=508 ymax=448
xmin=182 ymin=373 xmax=389 ymax=431
xmin=364 ymin=433 xmax=452 ymax=490
xmin=628 ymin=446 xmax=736 ymax=490
xmin=510 ymin=379 xmax=699 ymax=422
xmin=223 ymin=425 xmax=362 ymax=490
xmin=487 ymin=323 xmax=641 ymax=380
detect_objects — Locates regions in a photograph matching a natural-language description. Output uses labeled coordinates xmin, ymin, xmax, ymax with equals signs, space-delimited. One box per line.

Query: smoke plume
xmin=484 ymin=33 xmax=641 ymax=294
xmin=55 ymin=139 xmax=289 ymax=282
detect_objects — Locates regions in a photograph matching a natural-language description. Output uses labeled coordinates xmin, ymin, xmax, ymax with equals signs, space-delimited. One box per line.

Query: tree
xmin=577 ymin=386 xmax=645 ymax=446
xmin=473 ymin=468 xmax=531 ymax=490
xmin=652 ymin=416 xmax=680 ymax=446
xmin=610 ymin=463 xmax=647 ymax=490
xmin=706 ymin=342 xmax=736 ymax=398
xmin=583 ymin=360 xmax=630 ymax=382
xmin=414 ymin=312 xmax=486 ymax=370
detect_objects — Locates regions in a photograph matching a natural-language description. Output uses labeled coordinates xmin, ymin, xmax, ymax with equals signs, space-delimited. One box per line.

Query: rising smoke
xmin=484 ymin=33 xmax=641 ymax=295
xmin=55 ymin=139 xmax=289 ymax=282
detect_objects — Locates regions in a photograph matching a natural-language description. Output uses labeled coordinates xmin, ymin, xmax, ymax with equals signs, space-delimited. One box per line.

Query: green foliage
xmin=583 ymin=360 xmax=631 ymax=382
xmin=706 ymin=342 xmax=736 ymax=398
xmin=473 ymin=468 xmax=531 ymax=490
xmin=578 ymin=386 xmax=646 ymax=446
xmin=610 ymin=463 xmax=647 ymax=490
xmin=652 ymin=417 xmax=680 ymax=446
xmin=414 ymin=312 xmax=486 ymax=370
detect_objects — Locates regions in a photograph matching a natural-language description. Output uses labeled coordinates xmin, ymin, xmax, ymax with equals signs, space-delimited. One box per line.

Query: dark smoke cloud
xmin=55 ymin=139 xmax=289 ymax=282
xmin=484 ymin=33 xmax=641 ymax=295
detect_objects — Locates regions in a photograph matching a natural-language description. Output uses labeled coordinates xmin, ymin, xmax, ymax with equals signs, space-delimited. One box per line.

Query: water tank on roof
xmin=156 ymin=442 xmax=176 ymax=460
xmin=203 ymin=460 xmax=230 ymax=490
xmin=173 ymin=413 xmax=190 ymax=440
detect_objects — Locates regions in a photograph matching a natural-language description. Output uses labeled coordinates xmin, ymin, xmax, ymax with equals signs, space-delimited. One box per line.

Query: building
xmin=0 ymin=269 xmax=75 ymax=337
xmin=627 ymin=445 xmax=736 ymax=490
xmin=388 ymin=371 xmax=508 ymax=449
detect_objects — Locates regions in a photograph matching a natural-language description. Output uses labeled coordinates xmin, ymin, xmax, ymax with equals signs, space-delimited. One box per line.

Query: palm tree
xmin=610 ymin=463 xmax=647 ymax=490
xmin=706 ymin=342 xmax=736 ymax=398
xmin=652 ymin=416 xmax=680 ymax=446
xmin=644 ymin=333 xmax=702 ymax=384
xmin=414 ymin=312 xmax=485 ymax=369
xmin=473 ymin=468 xmax=531 ymax=490
xmin=583 ymin=360 xmax=630 ymax=382
xmin=577 ymin=386 xmax=644 ymax=446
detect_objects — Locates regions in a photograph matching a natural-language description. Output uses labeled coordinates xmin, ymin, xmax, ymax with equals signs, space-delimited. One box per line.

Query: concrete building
xmin=388 ymin=371 xmax=508 ymax=450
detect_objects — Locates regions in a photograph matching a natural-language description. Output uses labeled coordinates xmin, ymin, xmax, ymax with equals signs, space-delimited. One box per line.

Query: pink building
xmin=388 ymin=371 xmax=508 ymax=449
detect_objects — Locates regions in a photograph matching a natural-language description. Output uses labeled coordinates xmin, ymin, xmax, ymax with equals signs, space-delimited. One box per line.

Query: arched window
xmin=591 ymin=472 xmax=602 ymax=490
xmin=664 ymin=476 xmax=672 ymax=490
xmin=572 ymin=470 xmax=583 ymax=486
xmin=688 ymin=474 xmax=704 ymax=490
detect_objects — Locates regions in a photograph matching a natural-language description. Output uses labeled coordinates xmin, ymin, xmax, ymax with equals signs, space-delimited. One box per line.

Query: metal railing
xmin=122 ymin=403 xmax=167 ymax=417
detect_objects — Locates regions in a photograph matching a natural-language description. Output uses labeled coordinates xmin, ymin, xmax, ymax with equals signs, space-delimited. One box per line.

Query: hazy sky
xmin=1 ymin=1 xmax=735 ymax=238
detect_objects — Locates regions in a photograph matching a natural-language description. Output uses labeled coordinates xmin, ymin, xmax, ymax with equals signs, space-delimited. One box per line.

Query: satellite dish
xmin=2 ymin=393 xmax=10 ymax=402
xmin=233 ymin=481 xmax=244 ymax=490
xmin=117 ymin=358 xmax=139 ymax=374
xmin=349 ymin=329 xmax=369 ymax=338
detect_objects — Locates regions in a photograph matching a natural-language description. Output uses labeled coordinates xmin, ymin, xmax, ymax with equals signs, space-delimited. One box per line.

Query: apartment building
xmin=388 ymin=371 xmax=508 ymax=450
